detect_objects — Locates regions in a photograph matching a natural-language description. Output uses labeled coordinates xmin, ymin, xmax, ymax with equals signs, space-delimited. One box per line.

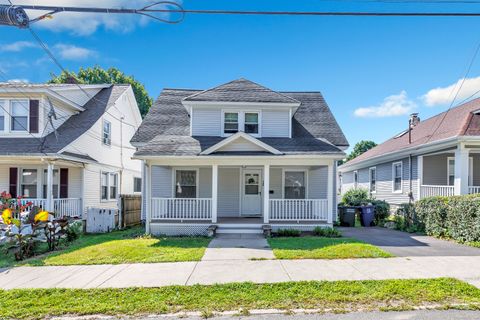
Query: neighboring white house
xmin=0 ymin=83 xmax=142 ymax=217
xmin=338 ymin=99 xmax=480 ymax=207
xmin=131 ymin=78 xmax=349 ymax=235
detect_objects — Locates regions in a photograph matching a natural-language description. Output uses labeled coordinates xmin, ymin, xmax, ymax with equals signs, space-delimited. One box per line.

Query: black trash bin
xmin=339 ymin=206 xmax=357 ymax=227
xmin=359 ymin=205 xmax=375 ymax=227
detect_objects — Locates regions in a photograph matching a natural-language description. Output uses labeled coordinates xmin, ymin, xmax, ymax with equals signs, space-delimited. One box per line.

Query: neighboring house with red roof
xmin=131 ymin=79 xmax=348 ymax=235
xmin=338 ymin=98 xmax=480 ymax=206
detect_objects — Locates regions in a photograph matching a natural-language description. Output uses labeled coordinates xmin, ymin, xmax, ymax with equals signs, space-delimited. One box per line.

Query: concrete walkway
xmin=340 ymin=227 xmax=480 ymax=257
xmin=202 ymin=234 xmax=275 ymax=261
xmin=3 ymin=255 xmax=480 ymax=289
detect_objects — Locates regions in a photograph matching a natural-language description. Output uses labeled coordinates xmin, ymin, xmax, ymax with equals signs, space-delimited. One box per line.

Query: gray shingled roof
xmin=0 ymin=85 xmax=129 ymax=160
xmin=183 ymin=78 xmax=300 ymax=104
xmin=132 ymin=80 xmax=348 ymax=156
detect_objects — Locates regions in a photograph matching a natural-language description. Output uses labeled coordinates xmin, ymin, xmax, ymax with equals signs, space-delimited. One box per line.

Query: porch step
xmin=215 ymin=224 xmax=264 ymax=234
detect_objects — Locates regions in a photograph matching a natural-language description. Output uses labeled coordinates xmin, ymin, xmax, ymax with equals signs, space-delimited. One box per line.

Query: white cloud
xmin=354 ymin=91 xmax=417 ymax=118
xmin=0 ymin=41 xmax=37 ymax=52
xmin=20 ymin=0 xmax=174 ymax=36
xmin=7 ymin=79 xmax=29 ymax=83
xmin=422 ymin=76 xmax=480 ymax=107
xmin=53 ymin=44 xmax=97 ymax=60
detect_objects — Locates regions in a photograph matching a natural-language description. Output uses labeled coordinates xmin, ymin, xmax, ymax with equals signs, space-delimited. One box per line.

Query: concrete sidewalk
xmin=202 ymin=234 xmax=275 ymax=261
xmin=2 ymin=255 xmax=480 ymax=289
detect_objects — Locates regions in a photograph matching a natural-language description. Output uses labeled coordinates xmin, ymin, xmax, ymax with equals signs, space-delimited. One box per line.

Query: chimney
xmin=408 ymin=113 xmax=420 ymax=144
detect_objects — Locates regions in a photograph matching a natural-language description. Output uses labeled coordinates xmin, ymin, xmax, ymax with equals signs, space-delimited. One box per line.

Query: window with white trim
xmin=244 ymin=112 xmax=259 ymax=134
xmin=21 ymin=169 xmax=38 ymax=198
xmin=0 ymin=101 xmax=5 ymax=131
xmin=175 ymin=170 xmax=197 ymax=198
xmin=223 ymin=113 xmax=238 ymax=134
xmin=11 ymin=100 xmax=28 ymax=131
xmin=103 ymin=119 xmax=111 ymax=145
xmin=133 ymin=177 xmax=142 ymax=193
xmin=369 ymin=167 xmax=376 ymax=192
xmin=284 ymin=171 xmax=306 ymax=199
xmin=101 ymin=172 xmax=118 ymax=200
xmin=354 ymin=170 xmax=358 ymax=189
xmin=393 ymin=162 xmax=402 ymax=192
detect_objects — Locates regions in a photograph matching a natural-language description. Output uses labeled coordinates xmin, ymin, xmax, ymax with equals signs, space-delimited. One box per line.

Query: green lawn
xmin=0 ymin=278 xmax=478 ymax=319
xmin=0 ymin=227 xmax=211 ymax=267
xmin=268 ymin=236 xmax=393 ymax=259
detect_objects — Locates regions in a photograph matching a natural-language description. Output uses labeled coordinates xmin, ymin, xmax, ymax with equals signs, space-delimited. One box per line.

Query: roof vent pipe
xmin=408 ymin=113 xmax=420 ymax=144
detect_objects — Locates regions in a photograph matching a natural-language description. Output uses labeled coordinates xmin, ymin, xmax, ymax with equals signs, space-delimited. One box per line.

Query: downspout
xmin=408 ymin=154 xmax=414 ymax=204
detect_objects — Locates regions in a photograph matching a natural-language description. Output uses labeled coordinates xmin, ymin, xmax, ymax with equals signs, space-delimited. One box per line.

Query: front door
xmin=242 ymin=169 xmax=262 ymax=216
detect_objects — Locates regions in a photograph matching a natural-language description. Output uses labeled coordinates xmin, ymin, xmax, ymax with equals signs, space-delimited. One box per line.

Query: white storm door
xmin=242 ymin=169 xmax=262 ymax=216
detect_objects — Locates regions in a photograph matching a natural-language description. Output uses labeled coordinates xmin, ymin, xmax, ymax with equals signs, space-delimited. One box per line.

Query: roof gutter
xmin=132 ymin=153 xmax=345 ymax=161
xmin=338 ymin=136 xmax=462 ymax=172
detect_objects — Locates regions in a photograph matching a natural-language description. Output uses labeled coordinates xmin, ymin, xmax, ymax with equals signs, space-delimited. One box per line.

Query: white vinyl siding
xmin=216 ymin=136 xmax=266 ymax=152
xmin=191 ymin=108 xmax=222 ymax=136
xmin=151 ymin=166 xmax=173 ymax=198
xmin=262 ymin=110 xmax=290 ymax=137
xmin=308 ymin=166 xmax=328 ymax=199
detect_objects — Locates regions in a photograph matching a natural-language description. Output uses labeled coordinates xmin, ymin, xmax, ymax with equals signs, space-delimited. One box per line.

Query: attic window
xmin=394 ymin=129 xmax=408 ymax=139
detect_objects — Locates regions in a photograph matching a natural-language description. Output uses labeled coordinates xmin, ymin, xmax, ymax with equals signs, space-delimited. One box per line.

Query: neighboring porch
xmin=145 ymin=160 xmax=336 ymax=235
xmin=418 ymin=143 xmax=480 ymax=199
xmin=0 ymin=160 xmax=84 ymax=218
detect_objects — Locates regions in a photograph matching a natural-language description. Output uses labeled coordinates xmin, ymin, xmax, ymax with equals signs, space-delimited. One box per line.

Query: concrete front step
xmin=215 ymin=227 xmax=263 ymax=234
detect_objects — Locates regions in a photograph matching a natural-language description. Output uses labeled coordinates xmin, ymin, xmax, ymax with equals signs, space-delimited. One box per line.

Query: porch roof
xmin=134 ymin=135 xmax=343 ymax=156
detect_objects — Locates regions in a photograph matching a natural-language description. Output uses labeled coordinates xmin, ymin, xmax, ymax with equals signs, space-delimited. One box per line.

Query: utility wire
xmin=425 ymin=41 xmax=480 ymax=143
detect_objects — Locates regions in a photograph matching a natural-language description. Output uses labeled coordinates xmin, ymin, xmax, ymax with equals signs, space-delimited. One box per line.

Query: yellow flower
xmin=34 ymin=210 xmax=49 ymax=223
xmin=1 ymin=208 xmax=12 ymax=225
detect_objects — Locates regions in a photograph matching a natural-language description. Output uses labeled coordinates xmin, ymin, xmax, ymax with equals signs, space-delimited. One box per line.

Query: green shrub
xmin=415 ymin=197 xmax=448 ymax=237
xmin=276 ymin=229 xmax=301 ymax=237
xmin=341 ymin=188 xmax=370 ymax=206
xmin=395 ymin=203 xmax=424 ymax=233
xmin=313 ymin=227 xmax=342 ymax=238
xmin=65 ymin=220 xmax=83 ymax=242
xmin=371 ymin=200 xmax=390 ymax=224
xmin=415 ymin=194 xmax=480 ymax=243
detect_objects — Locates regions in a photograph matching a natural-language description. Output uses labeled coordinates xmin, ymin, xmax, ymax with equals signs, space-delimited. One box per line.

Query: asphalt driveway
xmin=339 ymin=227 xmax=480 ymax=257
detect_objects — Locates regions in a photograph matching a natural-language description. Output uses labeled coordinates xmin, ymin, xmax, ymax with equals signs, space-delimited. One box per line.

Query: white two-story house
xmin=0 ymin=82 xmax=142 ymax=217
xmin=131 ymin=78 xmax=348 ymax=235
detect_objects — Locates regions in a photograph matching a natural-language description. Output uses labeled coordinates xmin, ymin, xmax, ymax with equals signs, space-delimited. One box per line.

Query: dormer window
xmin=244 ymin=113 xmax=259 ymax=134
xmin=224 ymin=112 xmax=238 ymax=134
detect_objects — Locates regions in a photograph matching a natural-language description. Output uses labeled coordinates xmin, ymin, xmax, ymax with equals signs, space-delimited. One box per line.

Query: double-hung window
xmin=133 ymin=177 xmax=142 ymax=193
xmin=369 ymin=167 xmax=376 ymax=193
xmin=0 ymin=101 xmax=5 ymax=131
xmin=101 ymin=172 xmax=118 ymax=200
xmin=21 ymin=169 xmax=38 ymax=198
xmin=103 ymin=120 xmax=111 ymax=145
xmin=392 ymin=162 xmax=403 ymax=192
xmin=42 ymin=169 xmax=59 ymax=199
xmin=244 ymin=113 xmax=259 ymax=134
xmin=175 ymin=170 xmax=197 ymax=198
xmin=284 ymin=171 xmax=306 ymax=199
xmin=224 ymin=113 xmax=239 ymax=134
xmin=11 ymin=100 xmax=28 ymax=131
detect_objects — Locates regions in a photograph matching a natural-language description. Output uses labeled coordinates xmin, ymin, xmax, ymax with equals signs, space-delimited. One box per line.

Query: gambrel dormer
xmin=181 ymin=79 xmax=301 ymax=138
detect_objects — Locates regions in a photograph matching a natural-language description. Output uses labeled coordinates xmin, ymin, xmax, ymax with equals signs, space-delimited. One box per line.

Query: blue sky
xmin=2 ymin=0 xmax=480 ymax=152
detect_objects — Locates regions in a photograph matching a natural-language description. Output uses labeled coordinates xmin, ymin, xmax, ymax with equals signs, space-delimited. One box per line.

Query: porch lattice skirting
xmin=150 ymin=223 xmax=210 ymax=236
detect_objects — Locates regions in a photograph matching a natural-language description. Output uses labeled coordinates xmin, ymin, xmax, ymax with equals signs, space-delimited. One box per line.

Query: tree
xmin=49 ymin=66 xmax=153 ymax=117
xmin=344 ymin=140 xmax=377 ymax=163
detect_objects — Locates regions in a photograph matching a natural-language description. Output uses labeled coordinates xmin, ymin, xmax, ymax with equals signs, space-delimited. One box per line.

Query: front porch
xmin=145 ymin=159 xmax=336 ymax=235
xmin=418 ymin=143 xmax=480 ymax=199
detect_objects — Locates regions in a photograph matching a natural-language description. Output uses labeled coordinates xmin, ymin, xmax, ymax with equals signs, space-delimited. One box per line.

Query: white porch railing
xmin=53 ymin=198 xmax=82 ymax=218
xmin=269 ymin=199 xmax=328 ymax=221
xmin=469 ymin=186 xmax=480 ymax=194
xmin=151 ymin=198 xmax=212 ymax=220
xmin=420 ymin=185 xmax=455 ymax=198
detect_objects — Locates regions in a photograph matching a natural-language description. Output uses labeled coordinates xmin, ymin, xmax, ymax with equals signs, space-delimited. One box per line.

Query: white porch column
xmin=327 ymin=162 xmax=334 ymax=224
xmin=263 ymin=164 xmax=270 ymax=224
xmin=417 ymin=156 xmax=423 ymax=199
xmin=211 ymin=164 xmax=218 ymax=223
xmin=145 ymin=162 xmax=151 ymax=234
xmin=454 ymin=143 xmax=470 ymax=195
xmin=46 ymin=162 xmax=54 ymax=212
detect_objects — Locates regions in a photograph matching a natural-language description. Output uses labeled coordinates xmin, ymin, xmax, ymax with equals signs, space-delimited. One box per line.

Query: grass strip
xmin=0 ymin=278 xmax=479 ymax=319
xmin=268 ymin=236 xmax=393 ymax=259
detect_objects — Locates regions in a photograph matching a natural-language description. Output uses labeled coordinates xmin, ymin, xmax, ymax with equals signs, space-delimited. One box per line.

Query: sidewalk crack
xmin=279 ymin=260 xmax=292 ymax=281
xmin=95 ymin=264 xmax=131 ymax=288
xmin=185 ymin=261 xmax=199 ymax=285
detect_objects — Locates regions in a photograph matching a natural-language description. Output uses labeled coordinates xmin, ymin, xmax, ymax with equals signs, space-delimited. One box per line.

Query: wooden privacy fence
xmin=119 ymin=194 xmax=142 ymax=228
